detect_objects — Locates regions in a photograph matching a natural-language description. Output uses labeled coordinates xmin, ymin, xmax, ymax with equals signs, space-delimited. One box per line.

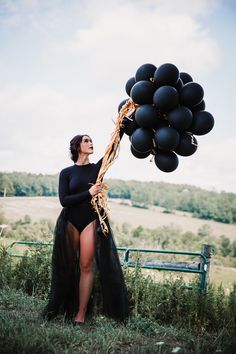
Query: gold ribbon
xmin=91 ymin=99 xmax=138 ymax=235
xmin=186 ymin=131 xmax=198 ymax=146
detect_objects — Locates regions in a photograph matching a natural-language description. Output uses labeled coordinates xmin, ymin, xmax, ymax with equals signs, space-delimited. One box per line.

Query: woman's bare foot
xmin=73 ymin=314 xmax=85 ymax=323
xmin=73 ymin=320 xmax=84 ymax=326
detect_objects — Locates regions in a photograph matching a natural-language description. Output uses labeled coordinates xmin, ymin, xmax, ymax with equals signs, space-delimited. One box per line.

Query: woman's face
xmin=79 ymin=135 xmax=93 ymax=155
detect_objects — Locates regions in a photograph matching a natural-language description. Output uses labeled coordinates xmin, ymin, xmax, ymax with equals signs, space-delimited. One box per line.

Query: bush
xmin=0 ymin=245 xmax=13 ymax=288
xmin=5 ymin=216 xmax=54 ymax=242
xmin=0 ymin=245 xmax=51 ymax=298
xmin=0 ymin=245 xmax=235 ymax=335
xmin=13 ymin=247 xmax=52 ymax=298
xmin=124 ymin=265 xmax=236 ymax=333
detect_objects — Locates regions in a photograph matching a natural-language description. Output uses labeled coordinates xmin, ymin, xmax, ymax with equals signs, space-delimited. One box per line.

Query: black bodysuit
xmin=42 ymin=127 xmax=129 ymax=322
xmin=58 ymin=158 xmax=103 ymax=234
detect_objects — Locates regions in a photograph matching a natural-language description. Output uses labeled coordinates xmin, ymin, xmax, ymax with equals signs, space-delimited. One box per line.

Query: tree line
xmin=0 ymin=172 xmax=58 ymax=197
xmin=0 ymin=172 xmax=236 ymax=224
xmin=107 ymin=179 xmax=236 ymax=224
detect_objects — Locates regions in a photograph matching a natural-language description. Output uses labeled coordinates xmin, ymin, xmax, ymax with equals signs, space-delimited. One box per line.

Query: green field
xmin=1 ymin=196 xmax=236 ymax=289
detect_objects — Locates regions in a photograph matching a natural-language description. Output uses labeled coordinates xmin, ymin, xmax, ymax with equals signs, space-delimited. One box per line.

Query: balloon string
xmin=91 ymin=99 xmax=138 ymax=236
xmin=186 ymin=132 xmax=198 ymax=146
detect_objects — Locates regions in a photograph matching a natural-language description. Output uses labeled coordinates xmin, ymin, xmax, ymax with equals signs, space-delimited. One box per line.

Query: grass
xmin=0 ymin=244 xmax=236 ymax=353
xmin=1 ymin=197 xmax=236 ymax=352
xmin=210 ymin=265 xmax=236 ymax=289
xmin=0 ymin=287 xmax=235 ymax=354
xmin=140 ymin=265 xmax=236 ymax=290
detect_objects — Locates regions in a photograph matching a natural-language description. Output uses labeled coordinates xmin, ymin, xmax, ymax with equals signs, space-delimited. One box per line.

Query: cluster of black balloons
xmin=119 ymin=63 xmax=214 ymax=172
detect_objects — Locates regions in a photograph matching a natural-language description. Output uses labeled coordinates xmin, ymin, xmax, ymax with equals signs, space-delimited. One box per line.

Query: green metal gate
xmin=6 ymin=241 xmax=212 ymax=291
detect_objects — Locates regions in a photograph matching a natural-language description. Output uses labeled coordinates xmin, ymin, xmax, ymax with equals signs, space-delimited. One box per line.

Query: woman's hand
xmin=89 ymin=182 xmax=103 ymax=196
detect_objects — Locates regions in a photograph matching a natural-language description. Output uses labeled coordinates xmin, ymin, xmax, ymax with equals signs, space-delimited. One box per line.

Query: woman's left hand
xmin=89 ymin=182 xmax=103 ymax=196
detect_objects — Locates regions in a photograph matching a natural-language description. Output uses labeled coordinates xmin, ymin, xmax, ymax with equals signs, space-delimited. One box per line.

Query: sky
xmin=0 ymin=0 xmax=236 ymax=193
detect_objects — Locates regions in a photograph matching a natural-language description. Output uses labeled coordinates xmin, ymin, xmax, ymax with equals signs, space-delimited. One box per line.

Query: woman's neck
xmin=75 ymin=154 xmax=90 ymax=166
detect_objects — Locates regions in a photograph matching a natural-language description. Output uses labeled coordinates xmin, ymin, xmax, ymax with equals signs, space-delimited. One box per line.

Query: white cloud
xmin=0 ymin=84 xmax=121 ymax=173
xmin=60 ymin=1 xmax=220 ymax=89
xmin=146 ymin=0 xmax=220 ymax=16
xmin=1 ymin=1 xmax=220 ymax=79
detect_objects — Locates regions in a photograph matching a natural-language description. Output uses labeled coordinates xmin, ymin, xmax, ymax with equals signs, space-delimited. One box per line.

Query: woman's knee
xmin=80 ymin=259 xmax=93 ymax=274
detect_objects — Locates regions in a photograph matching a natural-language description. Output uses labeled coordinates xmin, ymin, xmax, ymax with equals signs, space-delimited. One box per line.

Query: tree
xmin=131 ymin=189 xmax=152 ymax=209
xmin=231 ymin=241 xmax=236 ymax=257
xmin=220 ymin=236 xmax=231 ymax=257
xmin=132 ymin=226 xmax=144 ymax=238
xmin=198 ymin=224 xmax=212 ymax=238
xmin=0 ymin=173 xmax=14 ymax=196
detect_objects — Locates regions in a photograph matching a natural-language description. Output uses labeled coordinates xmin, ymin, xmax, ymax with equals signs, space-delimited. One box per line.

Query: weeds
xmin=0 ymin=245 xmax=236 ymax=353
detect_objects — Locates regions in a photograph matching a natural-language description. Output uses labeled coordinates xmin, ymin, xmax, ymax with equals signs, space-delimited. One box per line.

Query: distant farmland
xmin=1 ymin=196 xmax=236 ymax=241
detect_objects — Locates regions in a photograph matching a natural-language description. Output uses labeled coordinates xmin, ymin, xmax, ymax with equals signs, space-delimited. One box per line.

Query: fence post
xmin=200 ymin=244 xmax=212 ymax=292
xmin=124 ymin=249 xmax=130 ymax=263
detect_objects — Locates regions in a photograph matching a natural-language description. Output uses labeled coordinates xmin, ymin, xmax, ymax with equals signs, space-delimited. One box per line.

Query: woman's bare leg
xmin=66 ymin=221 xmax=80 ymax=264
xmin=74 ymin=220 xmax=96 ymax=323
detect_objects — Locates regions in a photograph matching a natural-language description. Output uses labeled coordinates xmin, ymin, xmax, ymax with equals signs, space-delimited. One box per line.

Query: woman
xmin=42 ymin=132 xmax=130 ymax=324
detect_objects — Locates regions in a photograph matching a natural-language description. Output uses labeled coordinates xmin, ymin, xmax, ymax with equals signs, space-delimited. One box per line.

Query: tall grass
xmin=0 ymin=244 xmax=235 ymax=337
xmin=2 ymin=287 xmax=220 ymax=354
xmin=124 ymin=263 xmax=236 ymax=334
xmin=1 ymin=245 xmax=236 ymax=353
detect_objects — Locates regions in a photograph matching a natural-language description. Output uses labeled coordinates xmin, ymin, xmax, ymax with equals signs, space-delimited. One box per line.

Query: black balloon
xmin=153 ymin=86 xmax=179 ymax=113
xmin=154 ymin=127 xmax=180 ymax=151
xmin=123 ymin=62 xmax=214 ymax=172
xmin=118 ymin=99 xmax=129 ymax=112
xmin=125 ymin=77 xmax=136 ymax=96
xmin=135 ymin=104 xmax=160 ymax=129
xmin=154 ymin=63 xmax=179 ymax=86
xmin=167 ymin=106 xmax=193 ymax=131
xmin=190 ymin=111 xmax=214 ymax=135
xmin=135 ymin=63 xmax=157 ymax=82
xmin=191 ymin=100 xmax=205 ymax=113
xmin=174 ymin=78 xmax=184 ymax=91
xmin=124 ymin=115 xmax=140 ymax=136
xmin=131 ymin=81 xmax=156 ymax=105
xmin=174 ymin=132 xmax=198 ymax=156
xmin=180 ymin=72 xmax=193 ymax=84
xmin=131 ymin=128 xmax=154 ymax=152
xmin=154 ymin=150 xmax=179 ymax=172
xmin=180 ymin=82 xmax=204 ymax=107
xmin=153 ymin=117 xmax=168 ymax=130
xmin=130 ymin=145 xmax=150 ymax=159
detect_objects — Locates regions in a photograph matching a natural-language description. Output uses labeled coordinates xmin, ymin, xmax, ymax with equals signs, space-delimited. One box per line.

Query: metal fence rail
xmin=5 ymin=241 xmax=212 ymax=291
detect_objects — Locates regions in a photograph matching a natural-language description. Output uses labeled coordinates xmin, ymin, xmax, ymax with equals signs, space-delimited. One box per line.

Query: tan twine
xmin=91 ymin=99 xmax=138 ymax=235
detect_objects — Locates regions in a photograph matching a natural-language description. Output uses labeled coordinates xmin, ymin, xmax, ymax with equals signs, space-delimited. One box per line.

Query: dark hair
xmin=69 ymin=134 xmax=90 ymax=162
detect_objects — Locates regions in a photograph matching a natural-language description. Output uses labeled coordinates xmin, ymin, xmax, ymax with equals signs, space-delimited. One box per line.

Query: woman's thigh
xmin=79 ymin=220 xmax=96 ymax=268
xmin=66 ymin=220 xmax=80 ymax=262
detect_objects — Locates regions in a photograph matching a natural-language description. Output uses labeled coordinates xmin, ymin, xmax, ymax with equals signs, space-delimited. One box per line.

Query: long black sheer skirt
xmin=42 ymin=207 xmax=130 ymax=322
